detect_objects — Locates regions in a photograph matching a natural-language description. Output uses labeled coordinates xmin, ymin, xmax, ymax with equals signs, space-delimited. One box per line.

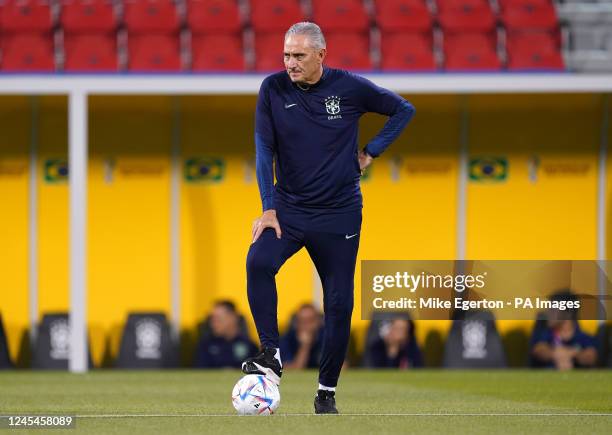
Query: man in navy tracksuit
xmin=241 ymin=22 xmax=415 ymax=414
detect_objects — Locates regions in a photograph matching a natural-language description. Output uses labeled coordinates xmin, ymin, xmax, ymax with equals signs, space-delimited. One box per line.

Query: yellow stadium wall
xmin=0 ymin=94 xmax=609 ymax=366
xmin=466 ymin=94 xmax=607 ymax=338
xmin=0 ymin=96 xmax=31 ymax=363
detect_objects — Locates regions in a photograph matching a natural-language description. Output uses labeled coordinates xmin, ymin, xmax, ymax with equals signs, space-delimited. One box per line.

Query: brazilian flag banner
xmin=469 ymin=156 xmax=508 ymax=182
xmin=184 ymin=157 xmax=225 ymax=183
xmin=44 ymin=159 xmax=68 ymax=183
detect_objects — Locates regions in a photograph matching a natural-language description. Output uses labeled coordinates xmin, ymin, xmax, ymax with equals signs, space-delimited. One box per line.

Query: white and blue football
xmin=231 ymin=374 xmax=280 ymax=415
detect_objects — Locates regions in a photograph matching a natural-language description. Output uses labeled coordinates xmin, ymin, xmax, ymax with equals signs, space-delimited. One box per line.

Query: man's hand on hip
xmin=252 ymin=209 xmax=282 ymax=243
xmin=358 ymin=150 xmax=373 ymax=174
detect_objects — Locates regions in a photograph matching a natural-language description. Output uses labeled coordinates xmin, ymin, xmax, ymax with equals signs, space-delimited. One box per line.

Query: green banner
xmin=44 ymin=159 xmax=68 ymax=183
xmin=184 ymin=157 xmax=225 ymax=183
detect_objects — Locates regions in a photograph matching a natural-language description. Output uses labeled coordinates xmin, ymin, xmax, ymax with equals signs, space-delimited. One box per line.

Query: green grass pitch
xmin=1 ymin=370 xmax=611 ymax=434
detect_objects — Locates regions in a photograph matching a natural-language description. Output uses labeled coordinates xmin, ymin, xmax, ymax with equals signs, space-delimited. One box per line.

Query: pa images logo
xmin=184 ymin=157 xmax=225 ymax=183
xmin=44 ymin=159 xmax=68 ymax=183
xmin=469 ymin=157 xmax=508 ymax=182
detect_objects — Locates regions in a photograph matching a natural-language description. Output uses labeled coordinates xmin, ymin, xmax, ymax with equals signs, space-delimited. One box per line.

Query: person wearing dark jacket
xmin=195 ymin=301 xmax=257 ymax=368
xmin=367 ymin=318 xmax=423 ymax=369
xmin=280 ymin=304 xmax=324 ymax=369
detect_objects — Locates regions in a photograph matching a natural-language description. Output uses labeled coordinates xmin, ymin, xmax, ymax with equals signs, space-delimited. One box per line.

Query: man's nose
xmin=287 ymin=57 xmax=297 ymax=68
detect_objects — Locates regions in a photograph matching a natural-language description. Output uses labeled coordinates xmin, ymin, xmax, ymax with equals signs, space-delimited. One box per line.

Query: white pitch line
xmin=73 ymin=413 xmax=612 ymax=418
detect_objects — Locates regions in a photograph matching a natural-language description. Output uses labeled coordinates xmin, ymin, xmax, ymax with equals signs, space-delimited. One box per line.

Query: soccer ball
xmin=231 ymin=374 xmax=280 ymax=415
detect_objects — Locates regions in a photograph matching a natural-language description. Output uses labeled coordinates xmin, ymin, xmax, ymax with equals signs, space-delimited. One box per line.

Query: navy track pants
xmin=246 ymin=211 xmax=360 ymax=387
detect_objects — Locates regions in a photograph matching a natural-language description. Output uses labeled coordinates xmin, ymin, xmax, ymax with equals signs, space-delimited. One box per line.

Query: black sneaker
xmin=314 ymin=389 xmax=338 ymax=414
xmin=241 ymin=347 xmax=282 ymax=385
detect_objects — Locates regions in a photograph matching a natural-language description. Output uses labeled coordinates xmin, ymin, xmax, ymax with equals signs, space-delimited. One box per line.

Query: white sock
xmin=318 ymin=383 xmax=335 ymax=392
xmin=274 ymin=348 xmax=282 ymax=367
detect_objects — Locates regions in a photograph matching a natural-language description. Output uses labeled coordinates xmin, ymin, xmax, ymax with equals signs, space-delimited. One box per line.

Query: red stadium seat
xmin=255 ymin=32 xmax=284 ymax=72
xmin=60 ymin=0 xmax=117 ymax=34
xmin=251 ymin=0 xmax=304 ymax=33
xmin=63 ymin=33 xmax=117 ymax=71
xmin=380 ymin=32 xmax=436 ymax=71
xmin=187 ymin=0 xmax=241 ymax=34
xmin=311 ymin=0 xmax=369 ymax=32
xmin=374 ymin=0 xmax=432 ymax=33
xmin=499 ymin=0 xmax=558 ymax=32
xmin=191 ymin=34 xmax=244 ymax=71
xmin=128 ymin=34 xmax=182 ymax=71
xmin=1 ymin=33 xmax=55 ymax=71
xmin=437 ymin=0 xmax=496 ymax=34
xmin=325 ymin=33 xmax=372 ymax=71
xmin=506 ymin=32 xmax=564 ymax=70
xmin=0 ymin=0 xmax=53 ymax=32
xmin=444 ymin=33 xmax=501 ymax=70
xmin=124 ymin=0 xmax=180 ymax=34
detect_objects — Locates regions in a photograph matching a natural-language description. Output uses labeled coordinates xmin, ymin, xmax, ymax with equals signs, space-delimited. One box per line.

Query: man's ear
xmin=318 ymin=48 xmax=327 ymax=63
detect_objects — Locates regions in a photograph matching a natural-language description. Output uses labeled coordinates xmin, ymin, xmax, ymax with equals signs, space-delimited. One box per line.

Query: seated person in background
xmin=280 ymin=304 xmax=324 ymax=369
xmin=194 ymin=300 xmax=257 ymax=368
xmin=530 ymin=291 xmax=598 ymax=370
xmin=366 ymin=317 xmax=423 ymax=368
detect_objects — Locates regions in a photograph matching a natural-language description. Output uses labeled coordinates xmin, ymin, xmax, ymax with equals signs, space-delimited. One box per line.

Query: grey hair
xmin=285 ymin=22 xmax=326 ymax=49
